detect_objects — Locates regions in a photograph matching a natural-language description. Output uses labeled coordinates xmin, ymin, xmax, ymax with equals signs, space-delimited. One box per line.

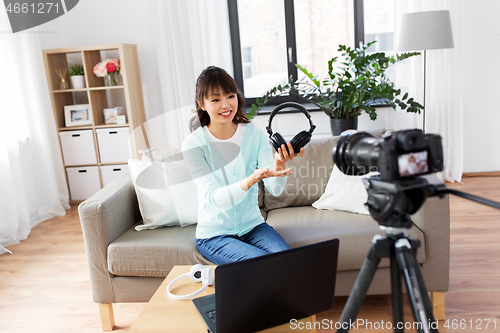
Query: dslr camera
xmin=332 ymin=129 xmax=443 ymax=182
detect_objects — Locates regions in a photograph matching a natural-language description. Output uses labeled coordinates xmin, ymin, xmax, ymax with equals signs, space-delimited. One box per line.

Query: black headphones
xmin=266 ymin=102 xmax=316 ymax=155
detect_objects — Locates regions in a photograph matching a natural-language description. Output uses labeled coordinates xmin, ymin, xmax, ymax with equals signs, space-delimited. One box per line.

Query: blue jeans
xmin=196 ymin=222 xmax=291 ymax=265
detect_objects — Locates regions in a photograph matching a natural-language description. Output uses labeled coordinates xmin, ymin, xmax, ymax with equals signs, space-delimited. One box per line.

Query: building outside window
xmin=233 ymin=0 xmax=288 ymax=99
xmin=242 ymin=47 xmax=253 ymax=79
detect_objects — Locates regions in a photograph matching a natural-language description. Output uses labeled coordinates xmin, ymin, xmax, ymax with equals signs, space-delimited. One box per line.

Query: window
xmin=228 ymin=0 xmax=291 ymax=100
xmin=242 ymin=47 xmax=253 ymax=79
xmin=364 ymin=0 xmax=395 ymax=53
xmin=228 ymin=0 xmax=367 ymax=109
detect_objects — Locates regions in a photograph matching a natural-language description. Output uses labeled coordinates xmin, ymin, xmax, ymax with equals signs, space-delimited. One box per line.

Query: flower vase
xmin=106 ymin=73 xmax=118 ymax=86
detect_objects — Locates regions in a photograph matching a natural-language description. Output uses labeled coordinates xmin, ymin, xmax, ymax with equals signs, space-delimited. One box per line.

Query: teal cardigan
xmin=181 ymin=123 xmax=286 ymax=239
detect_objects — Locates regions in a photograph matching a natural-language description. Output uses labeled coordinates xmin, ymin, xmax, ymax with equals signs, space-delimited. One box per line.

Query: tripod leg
xmin=395 ymin=239 xmax=439 ymax=333
xmin=336 ymin=236 xmax=384 ymax=333
xmin=390 ymin=255 xmax=404 ymax=333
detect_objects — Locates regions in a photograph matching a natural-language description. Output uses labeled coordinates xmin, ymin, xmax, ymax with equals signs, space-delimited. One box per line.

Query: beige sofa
xmin=78 ymin=134 xmax=450 ymax=331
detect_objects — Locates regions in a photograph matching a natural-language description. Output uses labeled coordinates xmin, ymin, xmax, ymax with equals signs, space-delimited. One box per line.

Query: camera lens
xmin=332 ymin=132 xmax=380 ymax=175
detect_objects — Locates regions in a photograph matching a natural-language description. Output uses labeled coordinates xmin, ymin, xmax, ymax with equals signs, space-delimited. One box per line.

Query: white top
xmin=202 ymin=123 xmax=247 ymax=208
xmin=203 ymin=123 xmax=246 ymax=168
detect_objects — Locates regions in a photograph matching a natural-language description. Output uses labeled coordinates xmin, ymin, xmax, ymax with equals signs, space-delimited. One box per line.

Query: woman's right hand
xmin=240 ymin=167 xmax=293 ymax=191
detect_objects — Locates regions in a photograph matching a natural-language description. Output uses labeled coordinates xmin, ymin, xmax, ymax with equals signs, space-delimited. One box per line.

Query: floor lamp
xmin=397 ymin=10 xmax=454 ymax=132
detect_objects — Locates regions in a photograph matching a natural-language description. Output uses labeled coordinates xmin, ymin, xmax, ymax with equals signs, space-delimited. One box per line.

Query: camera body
xmin=332 ymin=129 xmax=443 ymax=182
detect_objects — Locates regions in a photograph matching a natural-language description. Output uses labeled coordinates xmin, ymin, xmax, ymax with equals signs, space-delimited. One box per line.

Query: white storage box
xmin=59 ymin=130 xmax=97 ymax=166
xmin=66 ymin=166 xmax=101 ymax=201
xmin=96 ymin=127 xmax=131 ymax=163
xmin=101 ymin=164 xmax=129 ymax=187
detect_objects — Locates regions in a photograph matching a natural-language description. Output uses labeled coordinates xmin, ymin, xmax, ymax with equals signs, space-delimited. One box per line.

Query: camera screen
xmin=398 ymin=150 xmax=429 ymax=177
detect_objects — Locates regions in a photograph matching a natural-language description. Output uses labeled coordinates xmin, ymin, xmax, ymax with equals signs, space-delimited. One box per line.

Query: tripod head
xmin=364 ymin=174 xmax=500 ymax=229
xmin=364 ymin=175 xmax=447 ymax=229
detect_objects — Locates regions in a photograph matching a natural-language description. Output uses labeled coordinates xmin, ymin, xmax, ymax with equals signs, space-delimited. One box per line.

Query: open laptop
xmin=193 ymin=239 xmax=339 ymax=333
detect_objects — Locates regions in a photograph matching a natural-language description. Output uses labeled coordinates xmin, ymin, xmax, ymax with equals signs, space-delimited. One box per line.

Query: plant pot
xmin=70 ymin=75 xmax=86 ymax=89
xmin=330 ymin=117 xmax=358 ymax=136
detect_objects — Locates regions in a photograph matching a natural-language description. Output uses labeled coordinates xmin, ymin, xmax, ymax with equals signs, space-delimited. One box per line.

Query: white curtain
xmin=394 ymin=0 xmax=464 ymax=182
xmin=144 ymin=0 xmax=234 ymax=149
xmin=0 ymin=16 xmax=70 ymax=255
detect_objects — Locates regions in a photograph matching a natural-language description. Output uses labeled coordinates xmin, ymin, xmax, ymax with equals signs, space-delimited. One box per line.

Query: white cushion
xmin=161 ymin=159 xmax=199 ymax=226
xmin=129 ymin=148 xmax=199 ymax=230
xmin=128 ymin=159 xmax=180 ymax=230
xmin=312 ymin=165 xmax=376 ymax=215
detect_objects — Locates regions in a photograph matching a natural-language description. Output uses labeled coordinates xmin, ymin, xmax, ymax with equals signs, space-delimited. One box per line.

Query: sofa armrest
xmin=411 ymin=174 xmax=451 ymax=292
xmin=78 ymin=171 xmax=141 ymax=303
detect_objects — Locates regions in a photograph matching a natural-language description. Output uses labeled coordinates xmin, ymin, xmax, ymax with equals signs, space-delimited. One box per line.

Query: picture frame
xmin=103 ymin=106 xmax=126 ymax=124
xmin=64 ymin=104 xmax=93 ymax=127
xmin=103 ymin=108 xmax=118 ymax=124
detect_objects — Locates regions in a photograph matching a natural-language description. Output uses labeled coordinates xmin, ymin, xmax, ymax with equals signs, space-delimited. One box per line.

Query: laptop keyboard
xmin=206 ymin=310 xmax=216 ymax=326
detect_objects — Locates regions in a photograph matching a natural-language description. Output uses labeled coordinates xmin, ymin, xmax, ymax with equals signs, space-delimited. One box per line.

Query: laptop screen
xmin=194 ymin=239 xmax=339 ymax=333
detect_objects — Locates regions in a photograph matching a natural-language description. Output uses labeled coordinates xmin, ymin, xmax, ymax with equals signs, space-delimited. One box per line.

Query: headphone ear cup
xmin=204 ymin=267 xmax=214 ymax=286
xmin=271 ymin=132 xmax=289 ymax=154
xmin=290 ymin=131 xmax=311 ymax=154
xmin=269 ymin=136 xmax=279 ymax=152
xmin=190 ymin=264 xmax=206 ymax=283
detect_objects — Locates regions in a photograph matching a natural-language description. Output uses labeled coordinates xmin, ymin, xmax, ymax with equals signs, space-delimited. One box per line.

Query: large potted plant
xmin=249 ymin=42 xmax=423 ymax=136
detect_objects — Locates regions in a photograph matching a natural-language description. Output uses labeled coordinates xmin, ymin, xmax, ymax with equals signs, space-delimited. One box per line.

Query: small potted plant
xmin=250 ymin=41 xmax=424 ymax=136
xmin=69 ymin=63 xmax=85 ymax=89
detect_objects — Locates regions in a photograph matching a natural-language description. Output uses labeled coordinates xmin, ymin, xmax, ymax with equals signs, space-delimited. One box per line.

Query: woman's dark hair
xmin=193 ymin=66 xmax=249 ymax=130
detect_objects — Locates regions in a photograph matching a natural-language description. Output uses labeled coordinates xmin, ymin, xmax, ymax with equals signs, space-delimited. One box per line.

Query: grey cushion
xmin=108 ymin=224 xmax=211 ymax=277
xmin=266 ymin=206 xmax=426 ymax=272
xmin=262 ymin=130 xmax=385 ymax=211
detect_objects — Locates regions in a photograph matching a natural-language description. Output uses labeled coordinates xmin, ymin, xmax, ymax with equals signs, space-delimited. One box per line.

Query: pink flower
xmin=93 ymin=63 xmax=107 ymax=77
xmin=106 ymin=62 xmax=117 ymax=73
xmin=93 ymin=59 xmax=121 ymax=77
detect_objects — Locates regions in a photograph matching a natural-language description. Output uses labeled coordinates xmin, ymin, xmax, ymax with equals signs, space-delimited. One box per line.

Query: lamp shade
xmin=397 ymin=10 xmax=454 ymax=51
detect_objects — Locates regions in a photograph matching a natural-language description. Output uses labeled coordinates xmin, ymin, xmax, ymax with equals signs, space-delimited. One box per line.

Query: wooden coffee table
xmin=128 ymin=265 xmax=316 ymax=333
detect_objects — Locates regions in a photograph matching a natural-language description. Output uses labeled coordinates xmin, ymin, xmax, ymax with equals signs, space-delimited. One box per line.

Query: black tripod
xmin=337 ymin=227 xmax=437 ymax=333
xmin=336 ymin=176 xmax=500 ymax=333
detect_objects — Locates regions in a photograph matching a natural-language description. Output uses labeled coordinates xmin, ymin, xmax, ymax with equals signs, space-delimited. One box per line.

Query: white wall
xmin=461 ymin=0 xmax=500 ymax=172
xmin=36 ymin=0 xmax=500 ymax=172
xmin=38 ymin=0 xmax=165 ymax=121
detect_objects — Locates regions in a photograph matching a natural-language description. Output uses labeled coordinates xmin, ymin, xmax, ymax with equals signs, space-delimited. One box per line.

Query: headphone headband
xmin=266 ymin=102 xmax=316 ymax=136
xmin=167 ymin=264 xmax=214 ymax=300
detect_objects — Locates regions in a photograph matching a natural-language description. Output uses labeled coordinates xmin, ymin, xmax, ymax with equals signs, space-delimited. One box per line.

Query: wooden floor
xmin=0 ymin=176 xmax=499 ymax=332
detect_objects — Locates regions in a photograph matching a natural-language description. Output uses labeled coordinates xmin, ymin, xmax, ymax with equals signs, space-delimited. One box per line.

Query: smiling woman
xmin=182 ymin=66 xmax=306 ymax=265
xmin=193 ymin=65 xmax=249 ymax=132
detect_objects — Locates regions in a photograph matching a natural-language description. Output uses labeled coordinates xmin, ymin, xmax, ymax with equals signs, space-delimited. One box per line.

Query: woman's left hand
xmin=275 ymin=142 xmax=305 ymax=162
